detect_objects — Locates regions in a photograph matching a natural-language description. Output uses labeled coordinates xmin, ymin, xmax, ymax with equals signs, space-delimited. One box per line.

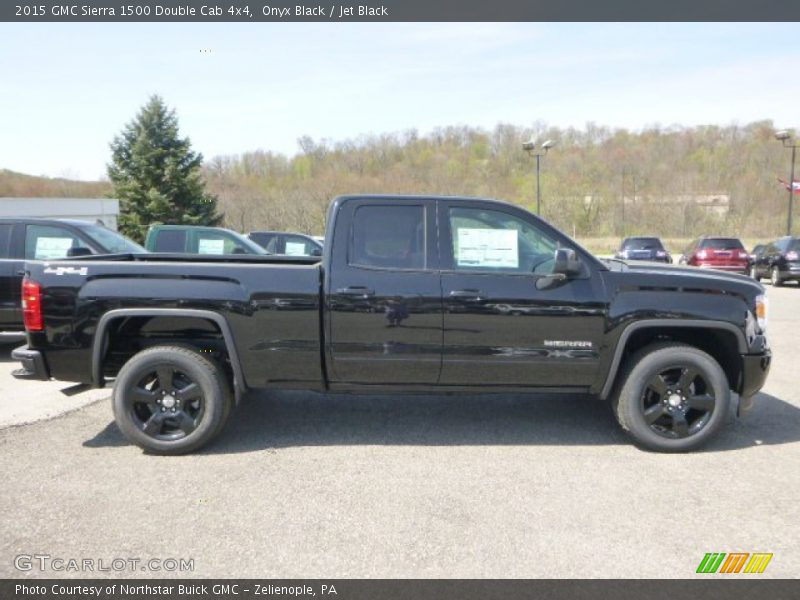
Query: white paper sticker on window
xmin=35 ymin=237 xmax=74 ymax=260
xmin=198 ymin=238 xmax=225 ymax=255
xmin=285 ymin=241 xmax=307 ymax=256
xmin=456 ymin=228 xmax=518 ymax=268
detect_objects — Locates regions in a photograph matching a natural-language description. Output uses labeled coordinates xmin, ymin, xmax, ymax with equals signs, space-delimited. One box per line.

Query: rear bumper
xmin=737 ymin=350 xmax=772 ymax=415
xmin=696 ymin=263 xmax=749 ymax=273
xmin=11 ymin=345 xmax=50 ymax=381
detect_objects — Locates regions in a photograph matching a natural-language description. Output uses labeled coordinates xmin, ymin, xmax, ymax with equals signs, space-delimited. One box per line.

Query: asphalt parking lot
xmin=0 ymin=285 xmax=798 ymax=579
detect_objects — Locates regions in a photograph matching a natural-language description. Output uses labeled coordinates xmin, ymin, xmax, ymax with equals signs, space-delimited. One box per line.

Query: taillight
xmin=696 ymin=250 xmax=708 ymax=260
xmin=787 ymin=251 xmax=799 ymax=261
xmin=21 ymin=278 xmax=43 ymax=331
xmin=736 ymin=250 xmax=749 ymax=259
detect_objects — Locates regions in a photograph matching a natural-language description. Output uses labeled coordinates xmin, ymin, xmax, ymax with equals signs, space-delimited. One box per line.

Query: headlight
xmin=755 ymin=294 xmax=768 ymax=333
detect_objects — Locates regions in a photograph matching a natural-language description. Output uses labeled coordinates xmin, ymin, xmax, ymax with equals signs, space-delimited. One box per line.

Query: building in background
xmin=0 ymin=198 xmax=120 ymax=230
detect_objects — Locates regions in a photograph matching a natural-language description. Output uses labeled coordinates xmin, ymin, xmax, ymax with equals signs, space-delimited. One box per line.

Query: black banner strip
xmin=3 ymin=579 xmax=800 ymax=600
xmin=4 ymin=0 xmax=800 ymax=22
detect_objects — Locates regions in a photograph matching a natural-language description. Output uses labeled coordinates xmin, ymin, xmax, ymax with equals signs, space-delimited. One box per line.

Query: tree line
xmin=206 ymin=120 xmax=795 ymax=240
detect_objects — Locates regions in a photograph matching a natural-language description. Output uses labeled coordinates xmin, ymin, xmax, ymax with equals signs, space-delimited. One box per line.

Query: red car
xmin=679 ymin=236 xmax=750 ymax=274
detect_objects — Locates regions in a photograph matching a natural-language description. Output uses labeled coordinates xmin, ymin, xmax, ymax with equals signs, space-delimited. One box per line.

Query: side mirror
xmin=67 ymin=247 xmax=93 ymax=257
xmin=553 ymin=248 xmax=581 ymax=277
xmin=311 ymin=248 xmax=323 ymax=257
xmin=232 ymin=247 xmax=247 ymax=255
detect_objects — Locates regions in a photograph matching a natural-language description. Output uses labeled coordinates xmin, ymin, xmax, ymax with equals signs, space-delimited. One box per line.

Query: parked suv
xmin=750 ymin=236 xmax=800 ymax=286
xmin=679 ymin=237 xmax=749 ymax=274
xmin=145 ymin=225 xmax=267 ymax=255
xmin=248 ymin=231 xmax=322 ymax=256
xmin=614 ymin=237 xmax=671 ymax=263
xmin=0 ymin=218 xmax=144 ymax=331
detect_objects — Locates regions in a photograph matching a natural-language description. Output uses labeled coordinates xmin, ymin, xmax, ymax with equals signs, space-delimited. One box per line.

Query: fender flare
xmin=92 ymin=308 xmax=247 ymax=401
xmin=599 ymin=319 xmax=748 ymax=399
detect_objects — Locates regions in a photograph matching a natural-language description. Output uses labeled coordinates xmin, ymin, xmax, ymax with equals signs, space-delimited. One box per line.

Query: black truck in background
xmin=0 ymin=218 xmax=145 ymax=332
xmin=13 ymin=196 xmax=771 ymax=454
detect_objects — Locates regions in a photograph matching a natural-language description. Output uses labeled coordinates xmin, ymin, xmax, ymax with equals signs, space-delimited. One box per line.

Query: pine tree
xmin=108 ymin=95 xmax=222 ymax=243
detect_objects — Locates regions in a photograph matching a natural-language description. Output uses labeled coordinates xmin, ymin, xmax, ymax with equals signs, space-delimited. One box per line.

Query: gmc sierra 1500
xmin=12 ymin=195 xmax=771 ymax=454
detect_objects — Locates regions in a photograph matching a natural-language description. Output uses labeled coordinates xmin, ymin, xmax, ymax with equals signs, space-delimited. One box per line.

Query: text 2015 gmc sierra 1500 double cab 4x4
xmin=12 ymin=195 xmax=771 ymax=454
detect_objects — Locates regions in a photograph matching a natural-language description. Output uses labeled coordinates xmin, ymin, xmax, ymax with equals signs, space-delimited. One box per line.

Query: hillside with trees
xmin=0 ymin=169 xmax=110 ymax=198
xmin=205 ymin=120 xmax=794 ymax=241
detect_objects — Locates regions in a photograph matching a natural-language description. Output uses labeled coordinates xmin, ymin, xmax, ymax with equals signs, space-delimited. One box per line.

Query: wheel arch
xmin=599 ymin=319 xmax=747 ymax=400
xmin=92 ymin=308 xmax=247 ymax=401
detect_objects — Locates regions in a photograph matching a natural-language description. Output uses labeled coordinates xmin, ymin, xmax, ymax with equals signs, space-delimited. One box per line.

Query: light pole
xmin=621 ymin=166 xmax=636 ymax=237
xmin=775 ymin=129 xmax=798 ymax=236
xmin=522 ymin=139 xmax=556 ymax=215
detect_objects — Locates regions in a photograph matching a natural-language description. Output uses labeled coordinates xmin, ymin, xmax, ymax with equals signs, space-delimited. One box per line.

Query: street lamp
xmin=522 ymin=139 xmax=556 ymax=215
xmin=775 ymin=129 xmax=798 ymax=236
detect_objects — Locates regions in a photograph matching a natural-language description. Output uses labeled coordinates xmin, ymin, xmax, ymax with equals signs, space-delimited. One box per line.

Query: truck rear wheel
xmin=112 ymin=345 xmax=233 ymax=454
xmin=612 ymin=343 xmax=730 ymax=452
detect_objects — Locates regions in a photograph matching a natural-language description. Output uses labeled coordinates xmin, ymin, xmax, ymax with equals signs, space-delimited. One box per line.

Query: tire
xmin=750 ymin=266 xmax=760 ymax=281
xmin=771 ymin=266 xmax=784 ymax=287
xmin=112 ymin=345 xmax=233 ymax=454
xmin=612 ymin=343 xmax=731 ymax=452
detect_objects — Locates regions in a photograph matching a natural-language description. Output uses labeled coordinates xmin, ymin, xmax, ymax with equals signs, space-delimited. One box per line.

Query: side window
xmin=448 ymin=207 xmax=558 ymax=275
xmin=775 ymin=239 xmax=789 ymax=252
xmin=154 ymin=230 xmax=187 ymax=252
xmin=25 ymin=225 xmax=83 ymax=259
xmin=0 ymin=224 xmax=12 ymax=259
xmin=350 ymin=205 xmax=426 ymax=270
xmin=284 ymin=236 xmax=317 ymax=256
xmin=196 ymin=231 xmax=241 ymax=254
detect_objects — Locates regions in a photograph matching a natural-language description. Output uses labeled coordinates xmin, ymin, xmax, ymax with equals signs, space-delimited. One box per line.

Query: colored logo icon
xmin=696 ymin=553 xmax=773 ymax=574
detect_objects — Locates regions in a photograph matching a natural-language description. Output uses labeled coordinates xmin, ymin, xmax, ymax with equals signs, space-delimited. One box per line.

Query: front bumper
xmin=11 ymin=345 xmax=50 ymax=381
xmin=737 ymin=350 xmax=772 ymax=415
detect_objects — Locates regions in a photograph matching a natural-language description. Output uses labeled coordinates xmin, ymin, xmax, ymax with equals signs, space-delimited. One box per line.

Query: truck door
xmin=327 ymin=199 xmax=442 ymax=384
xmin=0 ymin=223 xmax=19 ymax=330
xmin=438 ymin=200 xmax=606 ymax=388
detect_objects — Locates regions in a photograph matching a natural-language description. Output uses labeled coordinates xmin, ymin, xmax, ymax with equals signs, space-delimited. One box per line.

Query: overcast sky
xmin=1 ymin=22 xmax=798 ymax=180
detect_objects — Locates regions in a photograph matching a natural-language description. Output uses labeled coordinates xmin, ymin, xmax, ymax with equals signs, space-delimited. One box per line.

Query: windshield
xmin=79 ymin=224 xmax=146 ymax=253
xmin=622 ymin=237 xmax=664 ymax=250
xmin=700 ymin=238 xmax=744 ymax=250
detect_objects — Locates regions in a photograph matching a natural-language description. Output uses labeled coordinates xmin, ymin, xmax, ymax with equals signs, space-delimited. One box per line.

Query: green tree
xmin=108 ymin=95 xmax=222 ymax=242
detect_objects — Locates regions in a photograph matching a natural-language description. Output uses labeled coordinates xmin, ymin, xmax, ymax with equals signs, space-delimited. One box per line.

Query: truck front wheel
xmin=612 ymin=343 xmax=731 ymax=452
xmin=112 ymin=346 xmax=232 ymax=455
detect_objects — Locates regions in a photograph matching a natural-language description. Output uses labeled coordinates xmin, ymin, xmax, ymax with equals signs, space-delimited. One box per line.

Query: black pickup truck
xmin=13 ymin=195 xmax=771 ymax=454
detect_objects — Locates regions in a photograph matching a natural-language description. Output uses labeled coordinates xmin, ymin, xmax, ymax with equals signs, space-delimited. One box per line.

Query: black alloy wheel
xmin=126 ymin=365 xmax=204 ymax=441
xmin=639 ymin=365 xmax=715 ymax=439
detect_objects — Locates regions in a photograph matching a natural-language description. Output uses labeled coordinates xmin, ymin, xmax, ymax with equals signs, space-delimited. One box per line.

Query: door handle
xmin=449 ymin=289 xmax=486 ymax=301
xmin=337 ymin=286 xmax=375 ymax=297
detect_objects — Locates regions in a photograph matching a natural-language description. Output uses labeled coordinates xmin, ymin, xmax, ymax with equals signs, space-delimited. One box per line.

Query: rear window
xmin=248 ymin=232 xmax=277 ymax=250
xmin=789 ymin=239 xmax=800 ymax=252
xmin=699 ymin=238 xmax=744 ymax=250
xmin=622 ymin=237 xmax=664 ymax=250
xmin=154 ymin=230 xmax=187 ymax=252
xmin=350 ymin=205 xmax=426 ymax=270
xmin=0 ymin=224 xmax=12 ymax=259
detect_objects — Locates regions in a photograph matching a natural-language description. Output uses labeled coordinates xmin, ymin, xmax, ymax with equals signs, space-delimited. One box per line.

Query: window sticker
xmin=198 ymin=238 xmax=225 ymax=254
xmin=34 ymin=237 xmax=74 ymax=260
xmin=456 ymin=228 xmax=518 ymax=268
xmin=285 ymin=241 xmax=307 ymax=256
